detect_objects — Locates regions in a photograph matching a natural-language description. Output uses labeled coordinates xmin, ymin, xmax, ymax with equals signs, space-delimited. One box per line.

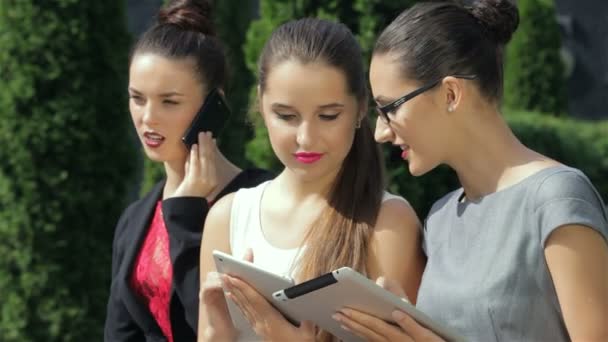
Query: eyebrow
xmin=128 ymin=87 xmax=184 ymax=97
xmin=271 ymin=102 xmax=345 ymax=110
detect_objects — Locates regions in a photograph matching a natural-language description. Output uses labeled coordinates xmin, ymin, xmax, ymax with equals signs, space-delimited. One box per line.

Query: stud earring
xmin=356 ymin=119 xmax=362 ymax=129
xmin=448 ymin=106 xmax=454 ymax=112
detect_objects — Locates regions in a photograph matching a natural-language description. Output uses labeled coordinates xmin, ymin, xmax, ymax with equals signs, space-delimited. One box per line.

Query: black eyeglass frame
xmin=375 ymin=74 xmax=477 ymax=123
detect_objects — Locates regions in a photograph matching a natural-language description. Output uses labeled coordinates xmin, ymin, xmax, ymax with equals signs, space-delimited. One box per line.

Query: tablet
xmin=212 ymin=250 xmax=298 ymax=339
xmin=272 ymin=267 xmax=465 ymax=342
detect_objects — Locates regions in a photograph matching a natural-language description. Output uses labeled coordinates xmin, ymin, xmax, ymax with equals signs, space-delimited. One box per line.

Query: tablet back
xmin=212 ymin=250 xmax=296 ymax=340
xmin=273 ymin=267 xmax=465 ymax=342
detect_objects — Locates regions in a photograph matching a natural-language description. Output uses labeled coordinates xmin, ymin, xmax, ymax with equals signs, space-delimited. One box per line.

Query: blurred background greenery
xmin=0 ymin=0 xmax=606 ymax=340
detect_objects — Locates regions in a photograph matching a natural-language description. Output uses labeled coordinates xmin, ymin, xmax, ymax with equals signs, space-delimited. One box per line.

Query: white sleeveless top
xmin=229 ymin=181 xmax=409 ymax=279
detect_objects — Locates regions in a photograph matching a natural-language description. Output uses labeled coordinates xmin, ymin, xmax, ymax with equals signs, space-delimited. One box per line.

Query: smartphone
xmin=181 ymin=88 xmax=231 ymax=149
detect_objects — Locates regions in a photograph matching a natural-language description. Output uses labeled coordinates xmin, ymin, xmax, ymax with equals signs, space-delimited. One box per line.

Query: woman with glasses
xmin=333 ymin=0 xmax=608 ymax=341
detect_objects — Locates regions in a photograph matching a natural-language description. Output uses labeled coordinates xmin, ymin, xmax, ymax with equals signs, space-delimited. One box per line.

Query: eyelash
xmin=275 ymin=112 xmax=296 ymax=121
xmin=319 ymin=114 xmax=340 ymax=121
xmin=128 ymin=96 xmax=178 ymax=106
xmin=274 ymin=113 xmax=340 ymax=121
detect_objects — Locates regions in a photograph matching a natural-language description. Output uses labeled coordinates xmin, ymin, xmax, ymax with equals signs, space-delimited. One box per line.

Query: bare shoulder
xmin=368 ymin=196 xmax=425 ymax=301
xmin=375 ymin=196 xmax=421 ymax=233
xmin=206 ymin=193 xmax=236 ymax=226
xmin=202 ymin=192 xmax=236 ymax=253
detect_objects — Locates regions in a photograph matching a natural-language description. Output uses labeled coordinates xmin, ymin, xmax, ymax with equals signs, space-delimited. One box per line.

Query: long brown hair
xmin=258 ymin=18 xmax=385 ymax=341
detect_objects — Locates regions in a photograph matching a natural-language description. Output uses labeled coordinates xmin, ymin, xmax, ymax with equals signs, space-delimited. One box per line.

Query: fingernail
xmin=339 ymin=309 xmax=350 ymax=317
xmin=332 ymin=313 xmax=341 ymax=321
xmin=341 ymin=324 xmax=351 ymax=332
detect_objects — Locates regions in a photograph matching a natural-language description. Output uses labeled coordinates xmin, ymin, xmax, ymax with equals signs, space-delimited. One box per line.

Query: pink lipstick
xmin=294 ymin=152 xmax=323 ymax=164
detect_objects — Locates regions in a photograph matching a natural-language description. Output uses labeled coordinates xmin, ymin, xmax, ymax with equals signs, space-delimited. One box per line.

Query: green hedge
xmin=504 ymin=0 xmax=566 ymax=115
xmin=0 ymin=2 xmax=136 ymax=341
xmin=386 ymin=112 xmax=608 ymax=218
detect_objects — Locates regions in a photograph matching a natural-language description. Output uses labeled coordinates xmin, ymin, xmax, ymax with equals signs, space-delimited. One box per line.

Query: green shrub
xmin=387 ymin=111 xmax=608 ymax=219
xmin=0 ymin=2 xmax=136 ymax=341
xmin=504 ymin=0 xmax=566 ymax=115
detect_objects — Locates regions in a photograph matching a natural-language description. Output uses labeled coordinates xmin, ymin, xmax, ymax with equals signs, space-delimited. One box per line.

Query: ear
xmin=441 ymin=76 xmax=464 ymax=113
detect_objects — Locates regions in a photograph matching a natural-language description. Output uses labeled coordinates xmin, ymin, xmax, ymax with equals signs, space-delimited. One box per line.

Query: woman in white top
xmin=197 ymin=18 xmax=424 ymax=342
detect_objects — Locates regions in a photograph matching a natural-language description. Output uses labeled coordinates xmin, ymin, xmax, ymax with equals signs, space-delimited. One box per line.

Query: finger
xmin=199 ymin=132 xmax=214 ymax=159
xmin=226 ymin=292 xmax=257 ymax=328
xmin=243 ymin=248 xmax=254 ymax=263
xmin=392 ymin=310 xmax=440 ymax=341
xmin=333 ymin=312 xmax=387 ymax=342
xmin=228 ymin=276 xmax=280 ymax=321
xmin=198 ymin=132 xmax=207 ymax=159
xmin=199 ymin=133 xmax=216 ymax=180
xmin=298 ymin=320 xmax=317 ymax=339
xmin=342 ymin=308 xmax=415 ymax=342
xmin=188 ymin=142 xmax=199 ymax=177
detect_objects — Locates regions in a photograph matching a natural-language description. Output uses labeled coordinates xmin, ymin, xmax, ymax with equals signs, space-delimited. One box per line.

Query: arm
xmin=366 ymin=199 xmax=425 ymax=303
xmin=162 ymin=197 xmax=210 ymax=332
xmin=104 ymin=205 xmax=145 ymax=342
xmin=197 ymin=193 xmax=235 ymax=342
xmin=545 ymin=225 xmax=608 ymax=341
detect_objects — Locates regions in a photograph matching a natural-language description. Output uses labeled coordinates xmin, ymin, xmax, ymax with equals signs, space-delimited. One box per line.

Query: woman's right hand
xmin=171 ymin=131 xmax=218 ymax=199
xmin=200 ymin=271 xmax=237 ymax=342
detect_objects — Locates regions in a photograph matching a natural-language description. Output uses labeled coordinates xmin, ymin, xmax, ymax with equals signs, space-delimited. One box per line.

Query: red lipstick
xmin=143 ymin=131 xmax=165 ymax=148
xmin=294 ymin=152 xmax=323 ymax=164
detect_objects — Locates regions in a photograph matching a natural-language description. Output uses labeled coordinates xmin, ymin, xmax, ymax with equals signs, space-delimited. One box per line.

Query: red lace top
xmin=130 ymin=201 xmax=174 ymax=342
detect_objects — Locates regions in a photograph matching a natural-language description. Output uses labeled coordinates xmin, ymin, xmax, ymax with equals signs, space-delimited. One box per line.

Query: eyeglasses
xmin=375 ymin=74 xmax=477 ymax=124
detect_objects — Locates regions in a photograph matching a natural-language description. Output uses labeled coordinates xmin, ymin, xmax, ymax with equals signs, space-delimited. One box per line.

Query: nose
xmin=296 ymin=121 xmax=315 ymax=149
xmin=374 ymin=116 xmax=395 ymax=144
xmin=142 ymin=103 xmax=159 ymax=126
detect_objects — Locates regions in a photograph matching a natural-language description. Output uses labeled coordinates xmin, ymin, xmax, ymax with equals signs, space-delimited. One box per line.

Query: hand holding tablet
xmin=211 ymin=250 xmax=464 ymax=342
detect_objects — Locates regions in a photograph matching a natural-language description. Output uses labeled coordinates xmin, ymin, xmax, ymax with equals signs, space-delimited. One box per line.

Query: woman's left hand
xmin=333 ymin=277 xmax=444 ymax=342
xmin=223 ymin=275 xmax=315 ymax=342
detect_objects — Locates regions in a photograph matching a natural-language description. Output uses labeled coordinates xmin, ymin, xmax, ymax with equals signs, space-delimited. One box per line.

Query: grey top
xmin=416 ymin=166 xmax=608 ymax=342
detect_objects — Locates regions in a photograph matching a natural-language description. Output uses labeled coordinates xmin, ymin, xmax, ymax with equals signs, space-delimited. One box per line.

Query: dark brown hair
xmin=374 ymin=0 xmax=519 ymax=102
xmin=131 ymin=0 xmax=226 ymax=91
xmin=257 ymin=18 xmax=385 ymax=341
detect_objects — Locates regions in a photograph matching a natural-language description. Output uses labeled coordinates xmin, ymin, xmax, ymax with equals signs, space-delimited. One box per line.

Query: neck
xmin=274 ymin=166 xmax=341 ymax=203
xmin=447 ymin=108 xmax=546 ymax=200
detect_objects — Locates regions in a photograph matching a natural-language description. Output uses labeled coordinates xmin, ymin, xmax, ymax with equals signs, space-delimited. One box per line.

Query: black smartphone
xmin=181 ymin=88 xmax=231 ymax=149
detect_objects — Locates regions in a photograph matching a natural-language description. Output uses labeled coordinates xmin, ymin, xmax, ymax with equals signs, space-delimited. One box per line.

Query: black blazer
xmin=104 ymin=168 xmax=273 ymax=342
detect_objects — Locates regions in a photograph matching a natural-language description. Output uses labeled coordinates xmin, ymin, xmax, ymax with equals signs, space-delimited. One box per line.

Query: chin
xmin=407 ymin=161 xmax=434 ymax=177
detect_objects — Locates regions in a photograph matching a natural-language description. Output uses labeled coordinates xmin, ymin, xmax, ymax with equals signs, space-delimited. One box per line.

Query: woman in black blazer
xmin=104 ymin=1 xmax=273 ymax=341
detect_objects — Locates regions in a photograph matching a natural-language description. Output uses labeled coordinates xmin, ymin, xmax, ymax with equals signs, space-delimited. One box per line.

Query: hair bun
xmin=468 ymin=0 xmax=519 ymax=45
xmin=158 ymin=0 xmax=215 ymax=36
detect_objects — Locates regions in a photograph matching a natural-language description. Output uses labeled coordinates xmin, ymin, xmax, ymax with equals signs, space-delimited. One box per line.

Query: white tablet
xmin=212 ymin=250 xmax=298 ymax=339
xmin=272 ymin=267 xmax=465 ymax=342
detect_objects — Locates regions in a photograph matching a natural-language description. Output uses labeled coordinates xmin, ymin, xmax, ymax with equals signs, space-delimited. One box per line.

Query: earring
xmin=356 ymin=119 xmax=362 ymax=129
xmin=448 ymin=105 xmax=454 ymax=112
